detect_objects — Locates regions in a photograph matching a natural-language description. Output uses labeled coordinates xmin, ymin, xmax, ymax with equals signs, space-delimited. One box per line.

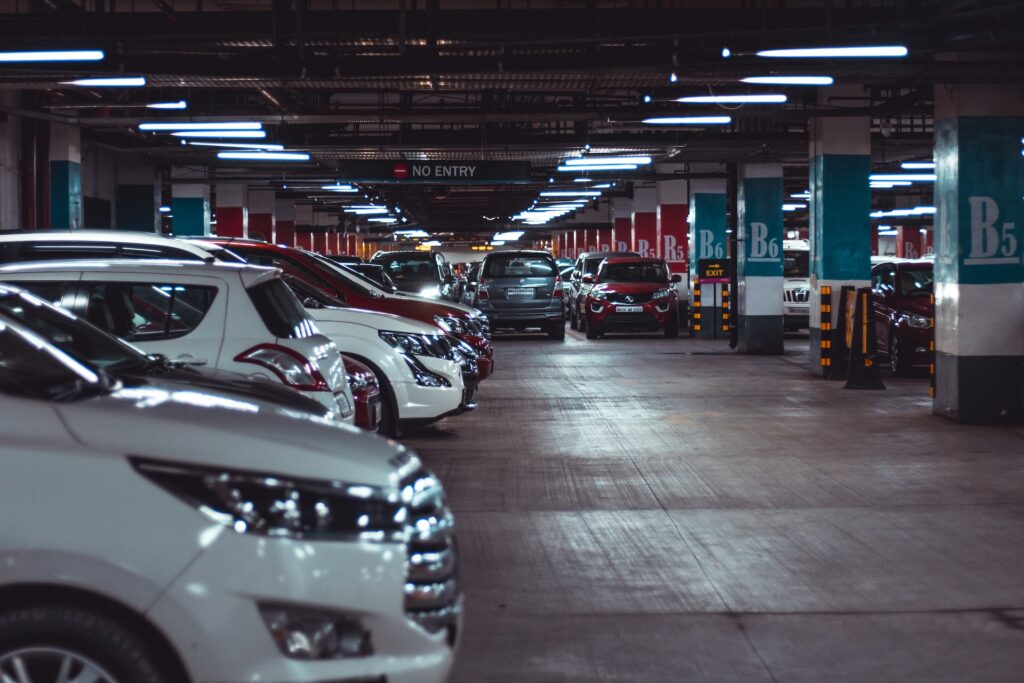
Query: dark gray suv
xmin=472 ymin=250 xmax=565 ymax=339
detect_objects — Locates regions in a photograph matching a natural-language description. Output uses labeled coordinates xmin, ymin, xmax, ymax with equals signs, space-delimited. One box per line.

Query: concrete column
xmin=657 ymin=175 xmax=688 ymax=278
xmin=737 ymin=163 xmax=785 ymax=354
xmin=611 ymin=197 xmax=632 ymax=251
xmin=314 ymin=210 xmax=335 ymax=254
xmin=933 ymin=83 xmax=1024 ymax=423
xmin=631 ymin=185 xmax=658 ymax=257
xmin=49 ymin=122 xmax=82 ymax=229
xmin=0 ymin=92 xmax=21 ymax=231
xmin=689 ymin=173 xmax=728 ymax=338
xmin=79 ymin=143 xmax=116 ymax=228
xmin=214 ymin=183 xmax=248 ymax=238
xmin=275 ymin=198 xmax=295 ymax=246
xmin=171 ymin=168 xmax=211 ymax=236
xmin=808 ymin=88 xmax=872 ymax=372
xmin=556 ymin=232 xmax=567 ymax=258
xmin=248 ymin=188 xmax=276 ymax=242
xmin=115 ymin=155 xmax=159 ymax=232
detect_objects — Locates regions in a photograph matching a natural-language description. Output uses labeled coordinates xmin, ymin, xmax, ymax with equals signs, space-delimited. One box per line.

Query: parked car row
xmin=0 ymin=230 xmax=478 ymax=681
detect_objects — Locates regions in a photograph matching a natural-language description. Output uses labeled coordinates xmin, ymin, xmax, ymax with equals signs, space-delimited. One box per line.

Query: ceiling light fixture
xmin=869 ymin=173 xmax=935 ymax=182
xmin=642 ymin=116 xmax=732 ymax=125
xmin=900 ymin=161 xmax=936 ymax=170
xmin=562 ymin=156 xmax=653 ymax=167
xmin=321 ymin=184 xmax=358 ymax=192
xmin=64 ymin=76 xmax=146 ymax=87
xmin=0 ymin=50 xmax=104 ymax=62
xmin=540 ymin=191 xmax=602 ymax=197
xmin=146 ymin=100 xmax=188 ymax=110
xmin=141 ymin=121 xmax=263 ymax=131
xmin=494 ymin=231 xmax=525 ymax=241
xmin=188 ymin=141 xmax=284 ymax=150
xmin=216 ymin=151 xmax=310 ymax=161
xmin=870 ymin=206 xmax=936 ymax=218
xmin=172 ymin=130 xmax=267 ymax=139
xmin=757 ymin=45 xmax=908 ymax=59
xmin=557 ymin=163 xmax=638 ymax=172
xmin=741 ymin=75 xmax=833 ymax=85
xmin=782 ymin=203 xmax=807 ymax=211
xmin=676 ymin=94 xmax=787 ymax=104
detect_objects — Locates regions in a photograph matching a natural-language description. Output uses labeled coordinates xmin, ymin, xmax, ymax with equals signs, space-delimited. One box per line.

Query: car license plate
xmin=616 ymin=305 xmax=643 ymax=313
xmin=507 ymin=287 xmax=533 ymax=296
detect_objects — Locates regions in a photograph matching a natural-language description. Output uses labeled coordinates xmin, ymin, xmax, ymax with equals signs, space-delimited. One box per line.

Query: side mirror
xmin=670 ymin=273 xmax=682 ymax=283
xmin=582 ymin=274 xmax=594 ymax=284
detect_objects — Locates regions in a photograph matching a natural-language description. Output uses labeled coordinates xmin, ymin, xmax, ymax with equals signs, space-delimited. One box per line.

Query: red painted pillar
xmin=631 ymin=187 xmax=657 ymax=257
xmin=658 ymin=203 xmax=688 ymax=275
xmin=248 ymin=189 xmax=275 ymax=243
xmin=611 ymin=197 xmax=632 ymax=252
xmin=595 ymin=228 xmax=613 ymax=252
xmin=214 ymin=184 xmax=247 ymax=238
xmin=872 ymin=227 xmax=880 ymax=256
xmin=896 ymin=226 xmax=924 ymax=259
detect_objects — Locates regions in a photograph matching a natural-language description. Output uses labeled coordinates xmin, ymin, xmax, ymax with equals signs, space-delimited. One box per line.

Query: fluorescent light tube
xmin=900 ymin=161 xmax=935 ymax=170
xmin=540 ymin=191 xmax=602 ymax=197
xmin=782 ymin=203 xmax=807 ymax=211
xmin=557 ymin=164 xmax=638 ymax=172
xmin=494 ymin=231 xmax=525 ymax=241
xmin=562 ymin=156 xmax=652 ymax=166
xmin=677 ymin=94 xmax=786 ymax=104
xmin=141 ymin=121 xmax=262 ymax=131
xmin=217 ymin=151 xmax=310 ymax=161
xmin=158 ymin=206 xmax=171 ymax=213
xmin=321 ymin=184 xmax=358 ymax=192
xmin=146 ymin=100 xmax=187 ymax=110
xmin=757 ymin=45 xmax=908 ymax=59
xmin=368 ymin=217 xmax=398 ymax=223
xmin=574 ymin=178 xmax=596 ymax=183
xmin=869 ymin=173 xmax=935 ymax=182
xmin=741 ymin=76 xmax=833 ymax=85
xmin=0 ymin=50 xmax=104 ymax=62
xmin=790 ymin=191 xmax=811 ymax=199
xmin=65 ymin=76 xmax=145 ymax=87
xmin=189 ymin=141 xmax=284 ymax=150
xmin=172 ymin=130 xmax=267 ymax=139
xmin=642 ymin=116 xmax=732 ymax=125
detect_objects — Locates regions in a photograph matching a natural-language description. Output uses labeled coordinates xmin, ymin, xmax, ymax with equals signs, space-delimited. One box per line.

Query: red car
xmin=200 ymin=238 xmax=494 ymax=380
xmin=871 ymin=260 xmax=934 ymax=375
xmin=343 ymin=354 xmax=383 ymax=431
xmin=582 ymin=257 xmax=682 ymax=339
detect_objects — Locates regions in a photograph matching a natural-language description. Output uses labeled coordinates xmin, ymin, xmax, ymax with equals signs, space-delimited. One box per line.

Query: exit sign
xmin=699 ymin=258 xmax=732 ymax=283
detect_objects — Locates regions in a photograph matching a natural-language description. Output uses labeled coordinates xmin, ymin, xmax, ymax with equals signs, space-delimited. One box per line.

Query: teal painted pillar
xmin=688 ymin=175 xmax=728 ymax=338
xmin=171 ymin=182 xmax=211 ymax=236
xmin=737 ymin=163 xmax=784 ymax=354
xmin=933 ymin=84 xmax=1024 ymax=423
xmin=808 ymin=91 xmax=872 ymax=374
xmin=115 ymin=155 xmax=159 ymax=232
xmin=49 ymin=123 xmax=82 ymax=229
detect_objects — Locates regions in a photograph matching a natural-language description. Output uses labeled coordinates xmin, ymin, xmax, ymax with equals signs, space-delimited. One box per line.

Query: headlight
xmin=446 ymin=334 xmax=479 ymax=361
xmin=379 ymin=331 xmax=448 ymax=358
xmin=403 ymin=355 xmax=452 ymax=388
xmin=591 ymin=290 xmax=607 ymax=301
xmin=906 ymin=313 xmax=931 ymax=329
xmin=653 ymin=288 xmax=672 ymax=300
xmin=433 ymin=315 xmax=467 ymax=335
xmin=132 ymin=458 xmax=404 ymax=541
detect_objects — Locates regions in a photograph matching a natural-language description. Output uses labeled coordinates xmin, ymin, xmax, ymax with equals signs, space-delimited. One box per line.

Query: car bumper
xmin=479 ymin=303 xmax=563 ymax=328
xmin=784 ymin=305 xmax=809 ymax=330
xmin=395 ymin=357 xmax=465 ymax=422
xmin=147 ymin=530 xmax=459 ymax=683
xmin=458 ymin=334 xmax=493 ymax=381
xmin=353 ymin=386 xmax=382 ymax=431
xmin=900 ymin=326 xmax=933 ymax=366
xmin=587 ymin=299 xmax=676 ymax=330
xmin=308 ymin=389 xmax=356 ymax=425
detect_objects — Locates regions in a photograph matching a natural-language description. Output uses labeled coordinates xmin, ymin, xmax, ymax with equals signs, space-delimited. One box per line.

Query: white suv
xmin=0 ymin=316 xmax=459 ymax=682
xmin=0 ymin=259 xmax=354 ymax=422
xmin=783 ymin=239 xmax=810 ymax=332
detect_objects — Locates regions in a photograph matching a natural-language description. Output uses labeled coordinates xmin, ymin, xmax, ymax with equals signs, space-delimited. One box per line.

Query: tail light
xmin=477 ymin=277 xmax=489 ymax=300
xmin=552 ymin=275 xmax=564 ymax=298
xmin=235 ymin=343 xmax=330 ymax=391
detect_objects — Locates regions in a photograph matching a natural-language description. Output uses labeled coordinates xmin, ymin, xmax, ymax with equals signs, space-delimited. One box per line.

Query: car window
xmin=247 ymin=278 xmax=320 ymax=339
xmin=374 ymin=254 xmax=440 ymax=287
xmin=0 ymin=291 xmax=143 ymax=370
xmin=898 ymin=268 xmax=934 ymax=297
xmin=5 ymin=281 xmax=68 ymax=307
xmin=584 ymin=258 xmax=605 ymax=276
xmin=285 ymin=275 xmax=347 ymax=308
xmin=600 ymin=262 xmax=667 ymax=283
xmin=873 ymin=267 xmax=896 ymax=294
xmin=0 ymin=318 xmax=101 ymax=401
xmin=483 ymin=255 xmax=556 ymax=278
xmin=81 ymin=282 xmax=218 ymax=341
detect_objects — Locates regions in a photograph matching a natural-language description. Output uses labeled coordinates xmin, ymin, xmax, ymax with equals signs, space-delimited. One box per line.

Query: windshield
xmin=0 ymin=291 xmax=145 ymax=370
xmin=483 ymin=254 xmax=557 ymax=278
xmin=373 ymin=254 xmax=440 ymax=289
xmin=899 ymin=268 xmax=934 ymax=297
xmin=784 ymin=250 xmax=809 ymax=278
xmin=0 ymin=317 xmax=105 ymax=401
xmin=306 ymin=253 xmax=382 ymax=297
xmin=601 ymin=261 xmax=667 ymax=283
xmin=584 ymin=258 xmax=605 ymax=276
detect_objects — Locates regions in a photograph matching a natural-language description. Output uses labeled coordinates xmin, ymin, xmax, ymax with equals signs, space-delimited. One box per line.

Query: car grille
xmin=400 ymin=468 xmax=459 ymax=639
xmin=465 ymin=317 xmax=490 ymax=339
xmin=606 ymin=292 xmax=653 ymax=304
xmin=785 ymin=288 xmax=810 ymax=303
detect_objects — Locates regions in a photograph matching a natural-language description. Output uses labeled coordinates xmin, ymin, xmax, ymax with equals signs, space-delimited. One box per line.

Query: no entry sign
xmin=335 ymin=160 xmax=532 ymax=184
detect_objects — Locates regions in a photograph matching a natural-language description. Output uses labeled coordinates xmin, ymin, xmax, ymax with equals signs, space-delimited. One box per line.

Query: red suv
xmin=871 ymin=260 xmax=934 ymax=375
xmin=200 ymin=239 xmax=494 ymax=379
xmin=582 ymin=257 xmax=682 ymax=339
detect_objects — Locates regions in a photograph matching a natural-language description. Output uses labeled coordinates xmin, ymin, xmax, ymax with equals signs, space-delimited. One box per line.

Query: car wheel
xmin=889 ymin=333 xmax=910 ymax=376
xmin=569 ymin=306 xmax=578 ymax=330
xmin=348 ymin=354 xmax=401 ymax=437
xmin=577 ymin=305 xmax=587 ymax=332
xmin=547 ymin=320 xmax=565 ymax=340
xmin=664 ymin=314 xmax=680 ymax=338
xmin=585 ymin=325 xmax=601 ymax=340
xmin=0 ymin=606 xmax=177 ymax=683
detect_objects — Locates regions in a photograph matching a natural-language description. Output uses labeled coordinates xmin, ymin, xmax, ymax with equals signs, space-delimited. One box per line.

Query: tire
xmin=889 ymin=333 xmax=910 ymax=376
xmin=569 ymin=306 xmax=578 ymax=331
xmin=0 ymin=606 xmax=176 ymax=683
xmin=585 ymin=325 xmax=601 ymax=340
xmin=348 ymin=354 xmax=401 ymax=438
xmin=547 ymin=320 xmax=565 ymax=340
xmin=664 ymin=314 xmax=680 ymax=338
xmin=577 ymin=305 xmax=587 ymax=332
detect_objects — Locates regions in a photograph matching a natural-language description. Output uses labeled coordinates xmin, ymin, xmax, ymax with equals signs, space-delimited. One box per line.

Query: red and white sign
xmin=393 ymin=162 xmax=409 ymax=179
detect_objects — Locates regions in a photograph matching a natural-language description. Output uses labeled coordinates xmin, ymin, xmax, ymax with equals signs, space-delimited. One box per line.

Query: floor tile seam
xmin=448 ymin=502 xmax=1024 ymax=513
xmin=464 ymin=606 xmax=1024 ymax=619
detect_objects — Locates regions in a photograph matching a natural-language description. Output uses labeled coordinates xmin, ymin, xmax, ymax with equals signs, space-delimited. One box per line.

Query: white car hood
xmin=55 ymin=386 xmax=413 ymax=489
xmin=784 ymin=278 xmax=810 ymax=290
xmin=311 ymin=306 xmax=439 ymax=334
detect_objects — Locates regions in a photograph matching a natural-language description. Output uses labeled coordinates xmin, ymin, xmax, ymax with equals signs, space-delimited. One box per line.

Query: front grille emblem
xmin=625 ymin=295 xmax=634 ymax=303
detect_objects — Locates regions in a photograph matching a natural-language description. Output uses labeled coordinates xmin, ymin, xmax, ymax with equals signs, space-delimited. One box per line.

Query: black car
xmin=0 ymin=284 xmax=331 ymax=417
xmin=369 ymin=250 xmax=456 ymax=300
xmin=343 ymin=263 xmax=400 ymax=293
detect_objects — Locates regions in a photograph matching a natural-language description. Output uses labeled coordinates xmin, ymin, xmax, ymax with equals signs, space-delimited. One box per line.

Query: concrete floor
xmin=404 ymin=330 xmax=1024 ymax=682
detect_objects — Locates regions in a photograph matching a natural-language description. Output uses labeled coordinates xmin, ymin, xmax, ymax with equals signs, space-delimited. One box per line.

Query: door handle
xmin=173 ymin=354 xmax=208 ymax=367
